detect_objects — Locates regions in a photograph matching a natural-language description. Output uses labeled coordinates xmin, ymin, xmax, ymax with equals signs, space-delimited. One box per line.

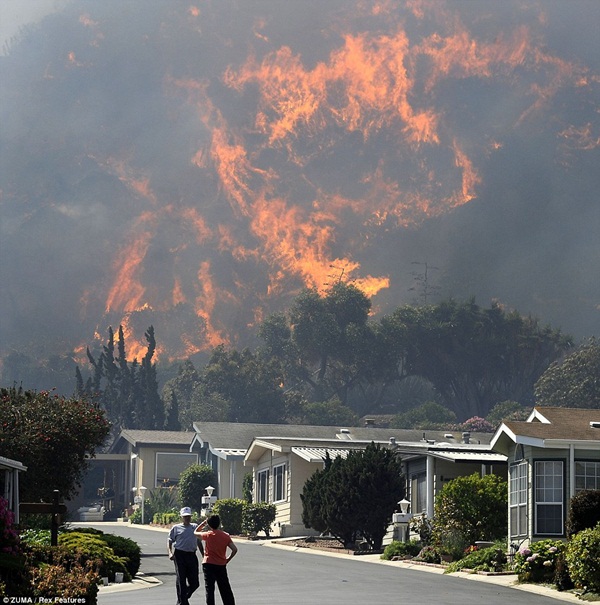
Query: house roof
xmin=109 ymin=430 xmax=195 ymax=452
xmin=491 ymin=406 xmax=600 ymax=453
xmin=242 ymin=434 xmax=503 ymax=465
xmin=192 ymin=421 xmax=493 ymax=456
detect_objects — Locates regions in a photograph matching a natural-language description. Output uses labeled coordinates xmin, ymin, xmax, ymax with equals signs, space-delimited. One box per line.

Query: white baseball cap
xmin=180 ymin=507 xmax=192 ymax=516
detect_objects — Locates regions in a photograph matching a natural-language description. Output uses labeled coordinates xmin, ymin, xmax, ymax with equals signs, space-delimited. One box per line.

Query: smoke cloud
xmin=0 ymin=0 xmax=598 ymax=363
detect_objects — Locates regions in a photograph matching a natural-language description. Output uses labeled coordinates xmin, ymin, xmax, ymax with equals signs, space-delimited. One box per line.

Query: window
xmin=575 ymin=461 xmax=600 ymax=491
xmin=257 ymin=469 xmax=270 ymax=503
xmin=273 ymin=464 xmax=286 ymax=502
xmin=535 ymin=460 xmax=564 ymax=535
xmin=509 ymin=461 xmax=527 ymax=538
xmin=411 ymin=473 xmax=427 ymax=514
xmin=155 ymin=453 xmax=198 ymax=487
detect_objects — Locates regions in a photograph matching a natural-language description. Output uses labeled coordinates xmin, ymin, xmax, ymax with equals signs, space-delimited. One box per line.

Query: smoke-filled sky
xmin=0 ymin=0 xmax=598 ymax=363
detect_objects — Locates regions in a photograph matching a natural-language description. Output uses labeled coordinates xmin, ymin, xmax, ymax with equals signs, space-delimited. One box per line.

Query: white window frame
xmin=509 ymin=461 xmax=527 ymax=538
xmin=534 ymin=460 xmax=564 ymax=536
xmin=575 ymin=461 xmax=600 ymax=492
xmin=273 ymin=463 xmax=287 ymax=502
xmin=257 ymin=469 xmax=270 ymax=503
xmin=155 ymin=452 xmax=198 ymax=488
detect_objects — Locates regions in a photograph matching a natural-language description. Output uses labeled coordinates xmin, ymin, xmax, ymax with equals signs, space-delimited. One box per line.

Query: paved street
xmin=75 ymin=523 xmax=579 ymax=605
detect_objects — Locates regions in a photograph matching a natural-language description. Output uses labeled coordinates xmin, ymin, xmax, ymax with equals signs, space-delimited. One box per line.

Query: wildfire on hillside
xmin=1 ymin=0 xmax=598 ymax=362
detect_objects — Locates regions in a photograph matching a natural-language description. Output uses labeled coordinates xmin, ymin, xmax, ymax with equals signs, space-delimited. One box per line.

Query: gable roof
xmin=109 ymin=430 xmax=195 ymax=453
xmin=491 ymin=406 xmax=600 ymax=453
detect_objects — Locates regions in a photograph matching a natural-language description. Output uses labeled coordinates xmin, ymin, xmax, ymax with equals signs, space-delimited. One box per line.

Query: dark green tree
xmin=294 ymin=397 xmax=359 ymax=426
xmin=202 ymin=346 xmax=286 ymax=423
xmin=78 ymin=325 xmax=165 ymax=430
xmin=259 ymin=282 xmax=392 ymax=413
xmin=391 ymin=401 xmax=457 ymax=429
xmin=301 ymin=444 xmax=404 ymax=549
xmin=161 ymin=360 xmax=202 ymax=429
xmin=431 ymin=473 xmax=508 ymax=557
xmin=0 ymin=387 xmax=111 ymax=501
xmin=391 ymin=299 xmax=571 ymax=419
xmin=534 ymin=339 xmax=600 ymax=409
xmin=301 ymin=452 xmax=332 ymax=535
xmin=485 ymin=400 xmax=530 ymax=427
xmin=178 ymin=464 xmax=217 ymax=512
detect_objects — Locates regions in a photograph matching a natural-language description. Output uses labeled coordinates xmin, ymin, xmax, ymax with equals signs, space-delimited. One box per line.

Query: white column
xmin=569 ymin=444 xmax=576 ymax=499
xmin=426 ymin=455 xmax=435 ymax=518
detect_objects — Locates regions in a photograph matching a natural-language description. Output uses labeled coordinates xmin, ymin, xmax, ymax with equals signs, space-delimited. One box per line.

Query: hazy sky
xmin=0 ymin=0 xmax=70 ymax=53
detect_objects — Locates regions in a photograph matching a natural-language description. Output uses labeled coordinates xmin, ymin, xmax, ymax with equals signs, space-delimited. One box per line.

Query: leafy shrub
xmin=213 ymin=499 xmax=245 ymax=535
xmin=97 ymin=534 xmax=141 ymax=579
xmin=565 ymin=522 xmax=600 ymax=593
xmin=410 ymin=514 xmax=433 ymax=546
xmin=25 ymin=546 xmax=99 ymax=603
xmin=567 ymin=490 xmax=600 ymax=537
xmin=178 ymin=464 xmax=217 ymax=511
xmin=432 ymin=474 xmax=507 ymax=548
xmin=381 ymin=540 xmax=422 ymax=560
xmin=147 ymin=486 xmax=178 ymax=514
xmin=58 ymin=533 xmax=130 ymax=582
xmin=445 ymin=544 xmax=507 ymax=574
xmin=153 ymin=511 xmax=181 ymax=525
xmin=513 ymin=539 xmax=564 ymax=584
xmin=416 ymin=545 xmax=441 ymax=564
xmin=242 ymin=503 xmax=277 ymax=537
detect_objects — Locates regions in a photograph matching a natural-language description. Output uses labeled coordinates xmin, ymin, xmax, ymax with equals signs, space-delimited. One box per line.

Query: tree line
xmin=3 ymin=284 xmax=596 ymax=433
xmin=68 ymin=283 xmax=600 ymax=432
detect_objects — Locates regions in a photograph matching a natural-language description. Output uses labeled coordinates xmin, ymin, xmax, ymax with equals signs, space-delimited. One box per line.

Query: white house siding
xmin=282 ymin=455 xmax=323 ymax=538
xmin=509 ymin=445 xmax=600 ymax=548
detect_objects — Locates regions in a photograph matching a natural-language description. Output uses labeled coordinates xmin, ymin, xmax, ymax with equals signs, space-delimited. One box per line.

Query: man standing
xmin=168 ymin=507 xmax=202 ymax=605
xmin=194 ymin=514 xmax=238 ymax=605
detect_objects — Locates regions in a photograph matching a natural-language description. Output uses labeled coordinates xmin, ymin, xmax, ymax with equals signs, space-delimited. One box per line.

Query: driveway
xmin=73 ymin=523 xmax=580 ymax=605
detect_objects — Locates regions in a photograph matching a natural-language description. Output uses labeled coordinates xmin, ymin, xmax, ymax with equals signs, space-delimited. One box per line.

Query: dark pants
xmin=202 ymin=563 xmax=235 ymax=605
xmin=174 ymin=549 xmax=200 ymax=605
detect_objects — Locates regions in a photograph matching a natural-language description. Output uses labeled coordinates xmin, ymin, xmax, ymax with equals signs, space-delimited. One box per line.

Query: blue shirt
xmin=169 ymin=522 xmax=199 ymax=552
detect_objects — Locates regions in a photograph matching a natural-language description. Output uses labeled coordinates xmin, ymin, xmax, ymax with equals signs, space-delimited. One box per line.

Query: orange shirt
xmin=199 ymin=528 xmax=232 ymax=565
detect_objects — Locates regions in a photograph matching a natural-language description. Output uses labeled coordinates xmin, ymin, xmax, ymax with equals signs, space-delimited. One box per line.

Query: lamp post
xmin=392 ymin=498 xmax=413 ymax=542
xmin=132 ymin=486 xmax=148 ymax=524
xmin=202 ymin=485 xmax=217 ymax=515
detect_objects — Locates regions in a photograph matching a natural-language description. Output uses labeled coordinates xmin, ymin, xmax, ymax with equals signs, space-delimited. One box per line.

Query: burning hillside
xmin=0 ymin=0 xmax=598 ymax=363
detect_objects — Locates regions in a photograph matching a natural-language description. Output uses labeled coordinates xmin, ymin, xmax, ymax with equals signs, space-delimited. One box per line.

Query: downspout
xmin=426 ymin=454 xmax=434 ymax=518
xmin=569 ymin=443 xmax=575 ymax=500
xmin=14 ymin=469 xmax=20 ymax=525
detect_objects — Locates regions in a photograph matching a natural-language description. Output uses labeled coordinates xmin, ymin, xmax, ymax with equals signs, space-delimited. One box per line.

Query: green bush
xmin=381 ymin=540 xmax=422 ymax=560
xmin=58 ymin=533 xmax=130 ymax=582
xmin=178 ymin=464 xmax=217 ymax=511
xmin=213 ymin=499 xmax=245 ymax=535
xmin=416 ymin=545 xmax=441 ymax=564
xmin=147 ymin=486 xmax=178 ymax=514
xmin=97 ymin=534 xmax=141 ymax=579
xmin=432 ymin=474 xmax=507 ymax=549
xmin=242 ymin=502 xmax=277 ymax=537
xmin=567 ymin=490 xmax=600 ymax=537
xmin=23 ymin=544 xmax=99 ymax=603
xmin=62 ymin=527 xmax=141 ymax=579
xmin=513 ymin=539 xmax=564 ymax=584
xmin=565 ymin=522 xmax=600 ymax=593
xmin=153 ymin=511 xmax=181 ymax=525
xmin=445 ymin=544 xmax=507 ymax=574
xmin=19 ymin=528 xmax=52 ymax=546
